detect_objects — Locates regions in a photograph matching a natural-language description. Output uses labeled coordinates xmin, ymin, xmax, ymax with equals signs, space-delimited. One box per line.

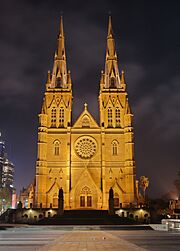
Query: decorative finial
xmin=84 ymin=103 xmax=88 ymax=110
xmin=59 ymin=14 xmax=64 ymax=38
xmin=47 ymin=70 xmax=51 ymax=82
xmin=121 ymin=70 xmax=126 ymax=85
xmin=108 ymin=14 xmax=113 ymax=37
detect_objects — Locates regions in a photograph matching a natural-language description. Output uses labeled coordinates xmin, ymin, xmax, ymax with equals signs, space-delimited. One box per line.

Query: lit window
xmin=115 ymin=108 xmax=120 ymax=127
xmin=51 ymin=107 xmax=56 ymax=127
xmin=59 ymin=107 xmax=64 ymax=127
xmin=108 ymin=108 xmax=113 ymax=127
xmin=54 ymin=141 xmax=60 ymax=155
xmin=112 ymin=141 xmax=118 ymax=155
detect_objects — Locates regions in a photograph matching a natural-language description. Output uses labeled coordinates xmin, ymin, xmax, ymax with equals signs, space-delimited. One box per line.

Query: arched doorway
xmin=52 ymin=193 xmax=58 ymax=208
xmin=114 ymin=193 xmax=120 ymax=208
xmin=79 ymin=186 xmax=92 ymax=208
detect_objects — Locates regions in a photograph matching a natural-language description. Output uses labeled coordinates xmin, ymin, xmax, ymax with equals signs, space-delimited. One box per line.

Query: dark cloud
xmin=0 ymin=0 xmax=180 ymax=198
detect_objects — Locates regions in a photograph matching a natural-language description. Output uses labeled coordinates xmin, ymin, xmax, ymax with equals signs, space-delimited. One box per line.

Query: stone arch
xmin=112 ymin=180 xmax=125 ymax=206
xmin=70 ymin=169 xmax=102 ymax=209
xmin=52 ymin=192 xmax=58 ymax=208
xmin=114 ymin=192 xmax=120 ymax=208
xmin=46 ymin=180 xmax=60 ymax=208
xmin=111 ymin=140 xmax=119 ymax=155
xmin=53 ymin=140 xmax=60 ymax=155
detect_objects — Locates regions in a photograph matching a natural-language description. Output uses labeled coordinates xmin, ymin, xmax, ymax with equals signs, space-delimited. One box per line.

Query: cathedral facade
xmin=34 ymin=17 xmax=137 ymax=210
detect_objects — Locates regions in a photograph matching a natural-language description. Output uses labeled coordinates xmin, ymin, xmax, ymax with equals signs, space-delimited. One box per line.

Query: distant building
xmin=169 ymin=199 xmax=180 ymax=218
xmin=19 ymin=179 xmax=35 ymax=208
xmin=2 ymin=153 xmax=14 ymax=188
xmin=0 ymin=133 xmax=5 ymax=188
xmin=0 ymin=133 xmax=16 ymax=213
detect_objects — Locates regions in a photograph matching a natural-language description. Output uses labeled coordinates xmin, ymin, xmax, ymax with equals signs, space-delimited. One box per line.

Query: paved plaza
xmin=0 ymin=225 xmax=180 ymax=251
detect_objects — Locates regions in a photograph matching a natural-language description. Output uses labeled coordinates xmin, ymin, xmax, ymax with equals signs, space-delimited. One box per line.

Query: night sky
xmin=0 ymin=0 xmax=180 ymax=199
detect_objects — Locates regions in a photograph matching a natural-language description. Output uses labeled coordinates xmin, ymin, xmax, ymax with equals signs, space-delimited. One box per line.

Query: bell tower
xmin=35 ymin=16 xmax=72 ymax=208
xmin=99 ymin=16 xmax=136 ymax=207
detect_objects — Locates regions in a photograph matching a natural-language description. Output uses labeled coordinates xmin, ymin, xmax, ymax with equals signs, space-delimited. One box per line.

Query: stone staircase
xmin=37 ymin=210 xmax=137 ymax=225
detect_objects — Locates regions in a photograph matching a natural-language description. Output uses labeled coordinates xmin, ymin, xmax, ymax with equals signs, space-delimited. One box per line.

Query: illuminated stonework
xmin=75 ymin=136 xmax=97 ymax=159
xmin=33 ymin=16 xmax=137 ymax=210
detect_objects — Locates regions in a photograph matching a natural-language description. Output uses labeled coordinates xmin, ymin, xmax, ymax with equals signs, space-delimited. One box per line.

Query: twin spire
xmin=46 ymin=16 xmax=126 ymax=91
xmin=47 ymin=16 xmax=70 ymax=89
xmin=103 ymin=16 xmax=125 ymax=89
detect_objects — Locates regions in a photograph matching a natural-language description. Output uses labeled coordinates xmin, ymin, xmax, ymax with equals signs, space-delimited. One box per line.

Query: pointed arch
xmin=51 ymin=107 xmax=56 ymax=127
xmin=110 ymin=77 xmax=116 ymax=88
xmin=114 ymin=192 xmax=120 ymax=208
xmin=53 ymin=140 xmax=60 ymax=156
xmin=53 ymin=192 xmax=58 ymax=208
xmin=112 ymin=140 xmax=119 ymax=155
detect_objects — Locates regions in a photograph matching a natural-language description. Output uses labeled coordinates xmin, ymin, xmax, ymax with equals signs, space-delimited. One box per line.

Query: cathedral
xmin=33 ymin=16 xmax=137 ymax=210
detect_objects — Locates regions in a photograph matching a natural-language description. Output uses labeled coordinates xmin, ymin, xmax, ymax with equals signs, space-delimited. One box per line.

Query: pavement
xmin=38 ymin=230 xmax=146 ymax=251
xmin=0 ymin=225 xmax=180 ymax=251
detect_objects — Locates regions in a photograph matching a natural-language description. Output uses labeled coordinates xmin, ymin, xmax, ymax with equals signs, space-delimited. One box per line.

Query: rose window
xmin=75 ymin=137 xmax=97 ymax=159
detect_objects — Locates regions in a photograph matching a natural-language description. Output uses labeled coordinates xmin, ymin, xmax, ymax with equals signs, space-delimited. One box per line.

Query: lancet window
xmin=59 ymin=107 xmax=64 ymax=127
xmin=54 ymin=140 xmax=60 ymax=156
xmin=112 ymin=140 xmax=118 ymax=155
xmin=110 ymin=77 xmax=116 ymax=88
xmin=108 ymin=108 xmax=113 ymax=127
xmin=115 ymin=108 xmax=121 ymax=127
xmin=51 ymin=107 xmax=56 ymax=127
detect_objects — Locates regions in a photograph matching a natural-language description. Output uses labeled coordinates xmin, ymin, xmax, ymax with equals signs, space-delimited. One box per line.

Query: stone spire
xmin=104 ymin=16 xmax=121 ymax=89
xmin=50 ymin=16 xmax=68 ymax=89
xmin=57 ymin=16 xmax=66 ymax=60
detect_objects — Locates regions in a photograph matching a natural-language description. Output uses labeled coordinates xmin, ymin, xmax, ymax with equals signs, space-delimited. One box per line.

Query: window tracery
xmin=59 ymin=107 xmax=64 ymax=127
xmin=108 ymin=107 xmax=113 ymax=127
xmin=51 ymin=107 xmax=56 ymax=127
xmin=54 ymin=140 xmax=60 ymax=155
xmin=115 ymin=108 xmax=120 ymax=127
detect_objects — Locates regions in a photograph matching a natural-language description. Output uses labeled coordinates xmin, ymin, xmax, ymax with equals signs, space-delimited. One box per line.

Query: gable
xmin=73 ymin=105 xmax=99 ymax=128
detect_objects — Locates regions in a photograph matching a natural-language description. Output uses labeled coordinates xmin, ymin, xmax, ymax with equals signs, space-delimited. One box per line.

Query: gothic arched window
xmin=51 ymin=107 xmax=56 ymax=127
xmin=108 ymin=108 xmax=113 ymax=127
xmin=54 ymin=140 xmax=60 ymax=156
xmin=112 ymin=140 xmax=118 ymax=155
xmin=59 ymin=107 xmax=64 ymax=127
xmin=115 ymin=108 xmax=121 ymax=127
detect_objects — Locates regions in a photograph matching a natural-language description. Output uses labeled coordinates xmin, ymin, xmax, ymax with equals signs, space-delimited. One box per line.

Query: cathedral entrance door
xmin=79 ymin=186 xmax=92 ymax=208
xmin=80 ymin=195 xmax=92 ymax=207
